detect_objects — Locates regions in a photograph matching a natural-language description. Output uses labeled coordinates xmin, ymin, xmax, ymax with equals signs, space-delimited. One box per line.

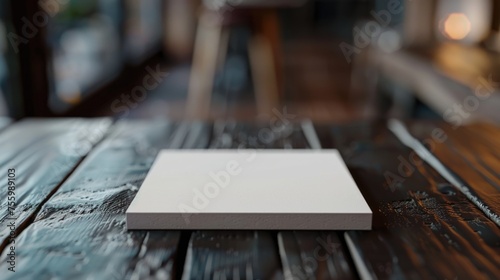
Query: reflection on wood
xmin=396 ymin=120 xmax=500 ymax=226
xmin=316 ymin=122 xmax=500 ymax=279
xmin=0 ymin=118 xmax=111 ymax=251
xmin=208 ymin=120 xmax=310 ymax=150
xmin=183 ymin=231 xmax=283 ymax=280
xmin=0 ymin=120 xmax=199 ymax=279
xmin=373 ymin=44 xmax=500 ymax=124
xmin=0 ymin=118 xmax=497 ymax=278
xmin=278 ymin=231 xmax=356 ymax=280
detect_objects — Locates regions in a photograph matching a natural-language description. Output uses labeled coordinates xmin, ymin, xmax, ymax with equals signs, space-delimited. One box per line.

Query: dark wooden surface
xmin=184 ymin=231 xmax=283 ymax=280
xmin=278 ymin=231 xmax=356 ymax=280
xmin=371 ymin=44 xmax=500 ymax=124
xmin=400 ymin=121 xmax=500 ymax=226
xmin=317 ymin=122 xmax=500 ymax=279
xmin=0 ymin=120 xmax=185 ymax=279
xmin=181 ymin=121 xmax=306 ymax=280
xmin=0 ymin=118 xmax=111 ymax=252
xmin=0 ymin=118 xmax=498 ymax=279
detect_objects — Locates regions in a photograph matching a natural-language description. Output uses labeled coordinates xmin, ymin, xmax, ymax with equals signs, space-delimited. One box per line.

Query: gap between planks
xmin=388 ymin=119 xmax=500 ymax=227
xmin=0 ymin=120 xmax=206 ymax=279
xmin=0 ymin=118 xmax=114 ymax=254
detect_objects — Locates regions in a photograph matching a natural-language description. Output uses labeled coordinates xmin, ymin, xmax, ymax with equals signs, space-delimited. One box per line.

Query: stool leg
xmin=249 ymin=10 xmax=282 ymax=117
xmin=249 ymin=35 xmax=280 ymax=116
xmin=186 ymin=12 xmax=224 ymax=120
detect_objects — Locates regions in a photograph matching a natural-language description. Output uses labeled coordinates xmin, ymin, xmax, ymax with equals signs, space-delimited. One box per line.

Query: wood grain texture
xmin=0 ymin=120 xmax=209 ymax=279
xmin=317 ymin=121 xmax=500 ymax=279
xmin=183 ymin=231 xmax=283 ymax=280
xmin=278 ymin=231 xmax=356 ymax=280
xmin=1 ymin=118 xmax=497 ymax=279
xmin=210 ymin=120 xmax=309 ymax=150
xmin=398 ymin=121 xmax=500 ymax=226
xmin=373 ymin=45 xmax=500 ymax=124
xmin=0 ymin=118 xmax=112 ymax=251
xmin=181 ymin=120 xmax=310 ymax=280
xmin=277 ymin=122 xmax=358 ymax=280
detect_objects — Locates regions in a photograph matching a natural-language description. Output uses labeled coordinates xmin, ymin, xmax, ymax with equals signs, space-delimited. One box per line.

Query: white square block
xmin=126 ymin=150 xmax=372 ymax=230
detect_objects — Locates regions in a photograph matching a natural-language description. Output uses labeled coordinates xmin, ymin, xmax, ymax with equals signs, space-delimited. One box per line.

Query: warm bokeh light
xmin=57 ymin=88 xmax=82 ymax=105
xmin=443 ymin=13 xmax=471 ymax=40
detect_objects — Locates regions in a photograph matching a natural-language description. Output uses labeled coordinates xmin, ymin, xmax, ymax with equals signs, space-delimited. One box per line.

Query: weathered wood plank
xmin=207 ymin=120 xmax=309 ymax=150
xmin=182 ymin=120 xmax=310 ymax=280
xmin=277 ymin=121 xmax=358 ymax=280
xmin=390 ymin=120 xmax=500 ymax=226
xmin=0 ymin=118 xmax=112 ymax=251
xmin=0 ymin=120 xmax=209 ymax=279
xmin=318 ymin=121 xmax=500 ymax=279
xmin=183 ymin=231 xmax=283 ymax=280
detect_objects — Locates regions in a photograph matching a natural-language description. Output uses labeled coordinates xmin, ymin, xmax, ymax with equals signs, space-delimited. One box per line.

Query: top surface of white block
xmin=126 ymin=150 xmax=372 ymax=229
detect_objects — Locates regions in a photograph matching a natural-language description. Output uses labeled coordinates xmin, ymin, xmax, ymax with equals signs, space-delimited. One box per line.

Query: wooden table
xmin=0 ymin=118 xmax=498 ymax=279
xmin=367 ymin=44 xmax=500 ymax=124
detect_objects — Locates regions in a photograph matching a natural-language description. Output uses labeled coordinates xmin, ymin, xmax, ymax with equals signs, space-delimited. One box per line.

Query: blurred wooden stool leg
xmin=186 ymin=11 xmax=224 ymax=120
xmin=249 ymin=35 xmax=280 ymax=116
xmin=249 ymin=10 xmax=282 ymax=117
xmin=256 ymin=10 xmax=283 ymax=99
xmin=163 ymin=0 xmax=198 ymax=62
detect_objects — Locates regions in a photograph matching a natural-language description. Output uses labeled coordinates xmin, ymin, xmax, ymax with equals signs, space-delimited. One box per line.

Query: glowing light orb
xmin=443 ymin=13 xmax=471 ymax=40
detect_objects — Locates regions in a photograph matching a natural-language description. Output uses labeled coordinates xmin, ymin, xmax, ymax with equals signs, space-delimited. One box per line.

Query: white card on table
xmin=126 ymin=150 xmax=372 ymax=230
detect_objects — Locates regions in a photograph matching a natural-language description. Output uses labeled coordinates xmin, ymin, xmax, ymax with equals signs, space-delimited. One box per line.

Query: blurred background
xmin=1 ymin=0 xmax=499 ymax=124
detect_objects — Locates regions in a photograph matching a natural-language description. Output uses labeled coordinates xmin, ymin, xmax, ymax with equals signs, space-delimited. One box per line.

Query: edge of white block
xmin=127 ymin=212 xmax=372 ymax=230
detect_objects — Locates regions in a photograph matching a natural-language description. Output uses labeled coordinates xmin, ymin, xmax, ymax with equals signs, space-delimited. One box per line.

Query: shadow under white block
xmin=126 ymin=150 xmax=372 ymax=230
